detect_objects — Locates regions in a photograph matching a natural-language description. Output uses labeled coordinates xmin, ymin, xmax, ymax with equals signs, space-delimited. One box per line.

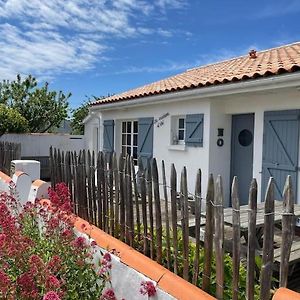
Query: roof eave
xmin=90 ymin=72 xmax=300 ymax=111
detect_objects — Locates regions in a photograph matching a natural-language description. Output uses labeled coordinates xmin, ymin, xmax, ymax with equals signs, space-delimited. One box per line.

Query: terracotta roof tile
xmin=92 ymin=42 xmax=300 ymax=106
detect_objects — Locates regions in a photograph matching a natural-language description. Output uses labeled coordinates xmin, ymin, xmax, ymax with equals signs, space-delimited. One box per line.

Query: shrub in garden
xmin=0 ymin=183 xmax=113 ymax=300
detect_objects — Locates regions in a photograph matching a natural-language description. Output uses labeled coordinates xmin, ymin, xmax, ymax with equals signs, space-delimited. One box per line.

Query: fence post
xmin=162 ymin=160 xmax=171 ymax=270
xmin=108 ymin=154 xmax=115 ymax=236
xmin=170 ymin=163 xmax=178 ymax=275
xmin=180 ymin=166 xmax=189 ymax=281
xmin=152 ymin=158 xmax=162 ymax=264
xmin=125 ymin=155 xmax=134 ymax=246
xmin=119 ymin=154 xmax=125 ymax=241
xmin=214 ymin=175 xmax=224 ymax=300
xmin=246 ymin=178 xmax=257 ymax=300
xmin=193 ymin=169 xmax=201 ymax=285
xmin=138 ymin=158 xmax=149 ymax=256
xmin=202 ymin=174 xmax=214 ymax=292
xmin=87 ymin=150 xmax=93 ymax=223
xmin=231 ymin=176 xmax=240 ymax=300
xmin=260 ymin=178 xmax=275 ymax=300
xmin=132 ymin=157 xmax=141 ymax=242
xmin=113 ymin=152 xmax=120 ymax=237
xmin=280 ymin=175 xmax=295 ymax=287
xmin=146 ymin=160 xmax=154 ymax=259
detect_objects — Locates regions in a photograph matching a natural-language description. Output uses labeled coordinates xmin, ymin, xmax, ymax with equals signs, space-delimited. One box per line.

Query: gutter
xmin=90 ymin=72 xmax=300 ymax=111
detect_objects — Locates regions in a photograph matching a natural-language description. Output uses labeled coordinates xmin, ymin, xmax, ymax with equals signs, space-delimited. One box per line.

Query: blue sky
xmin=0 ymin=0 xmax=299 ymax=109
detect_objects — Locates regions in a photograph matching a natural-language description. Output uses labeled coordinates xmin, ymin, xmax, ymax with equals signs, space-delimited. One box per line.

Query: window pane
xmin=122 ymin=134 xmax=126 ymax=145
xmin=134 ymin=121 xmax=138 ymax=133
xmin=127 ymin=134 xmax=131 ymax=145
xmin=122 ymin=122 xmax=126 ymax=133
xmin=133 ymin=146 xmax=137 ymax=159
xmin=133 ymin=134 xmax=138 ymax=146
xmin=127 ymin=122 xmax=131 ymax=133
xmin=179 ymin=118 xmax=185 ymax=129
xmin=127 ymin=147 xmax=131 ymax=155
xmin=178 ymin=129 xmax=184 ymax=140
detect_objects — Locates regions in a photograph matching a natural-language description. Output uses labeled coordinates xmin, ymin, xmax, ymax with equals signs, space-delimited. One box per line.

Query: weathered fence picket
xmin=170 ymin=163 xmax=178 ymax=275
xmin=202 ymin=174 xmax=214 ymax=292
xmin=192 ymin=169 xmax=201 ymax=285
xmin=49 ymin=148 xmax=296 ymax=300
xmin=231 ymin=176 xmax=240 ymax=300
xmin=214 ymin=175 xmax=224 ymax=300
xmin=260 ymin=178 xmax=275 ymax=300
xmin=0 ymin=141 xmax=21 ymax=176
xmin=162 ymin=160 xmax=171 ymax=270
xmin=246 ymin=178 xmax=258 ymax=300
xmin=280 ymin=175 xmax=295 ymax=287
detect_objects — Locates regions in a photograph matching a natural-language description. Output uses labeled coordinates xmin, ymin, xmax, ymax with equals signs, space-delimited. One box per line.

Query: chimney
xmin=249 ymin=49 xmax=257 ymax=59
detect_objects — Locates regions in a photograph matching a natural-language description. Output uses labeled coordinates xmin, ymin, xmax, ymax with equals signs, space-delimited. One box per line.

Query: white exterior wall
xmin=86 ymin=84 xmax=300 ymax=205
xmin=219 ymin=88 xmax=300 ymax=202
xmin=98 ymin=99 xmax=211 ymax=195
xmin=0 ymin=133 xmax=86 ymax=157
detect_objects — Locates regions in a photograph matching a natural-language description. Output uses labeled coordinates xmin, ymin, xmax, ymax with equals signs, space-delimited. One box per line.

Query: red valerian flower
xmin=140 ymin=281 xmax=157 ymax=297
xmin=72 ymin=236 xmax=86 ymax=249
xmin=46 ymin=275 xmax=61 ymax=289
xmin=0 ymin=269 xmax=11 ymax=295
xmin=100 ymin=288 xmax=117 ymax=300
xmin=103 ymin=252 xmax=112 ymax=262
xmin=43 ymin=291 xmax=61 ymax=300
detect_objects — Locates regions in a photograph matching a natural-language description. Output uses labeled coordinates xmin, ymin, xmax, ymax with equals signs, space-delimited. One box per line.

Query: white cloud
xmin=155 ymin=0 xmax=186 ymax=10
xmin=0 ymin=0 xmax=188 ymax=80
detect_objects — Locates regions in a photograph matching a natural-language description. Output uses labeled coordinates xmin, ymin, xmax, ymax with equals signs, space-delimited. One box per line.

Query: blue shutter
xmin=138 ymin=117 xmax=154 ymax=167
xmin=185 ymin=114 xmax=204 ymax=147
xmin=262 ymin=110 xmax=300 ymax=200
xmin=103 ymin=120 xmax=114 ymax=152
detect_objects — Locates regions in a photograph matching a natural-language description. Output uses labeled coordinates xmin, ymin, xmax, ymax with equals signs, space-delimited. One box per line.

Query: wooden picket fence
xmin=0 ymin=141 xmax=21 ymax=175
xmin=50 ymin=147 xmax=296 ymax=300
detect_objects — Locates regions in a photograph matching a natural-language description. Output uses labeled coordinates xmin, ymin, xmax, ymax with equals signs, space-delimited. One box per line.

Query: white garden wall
xmin=0 ymin=133 xmax=86 ymax=157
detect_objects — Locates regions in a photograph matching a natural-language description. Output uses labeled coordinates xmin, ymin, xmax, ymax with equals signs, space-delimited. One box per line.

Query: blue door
xmin=231 ymin=114 xmax=254 ymax=205
xmin=262 ymin=110 xmax=300 ymax=200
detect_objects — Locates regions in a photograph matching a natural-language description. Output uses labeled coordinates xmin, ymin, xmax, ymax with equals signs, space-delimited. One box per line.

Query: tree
xmin=0 ymin=75 xmax=71 ymax=133
xmin=0 ymin=104 xmax=29 ymax=136
xmin=70 ymin=95 xmax=112 ymax=135
xmin=70 ymin=101 xmax=90 ymax=135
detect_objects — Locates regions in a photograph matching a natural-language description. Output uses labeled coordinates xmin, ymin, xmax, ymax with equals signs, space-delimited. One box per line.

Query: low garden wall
xmin=0 ymin=171 xmax=298 ymax=300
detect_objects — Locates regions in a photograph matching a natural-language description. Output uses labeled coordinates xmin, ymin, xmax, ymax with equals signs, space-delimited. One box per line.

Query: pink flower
xmin=103 ymin=252 xmax=112 ymax=262
xmin=43 ymin=291 xmax=61 ymax=300
xmin=0 ymin=233 xmax=6 ymax=247
xmin=91 ymin=240 xmax=97 ymax=247
xmin=0 ymin=269 xmax=11 ymax=294
xmin=140 ymin=281 xmax=156 ymax=297
xmin=72 ymin=236 xmax=86 ymax=249
xmin=100 ymin=288 xmax=117 ymax=300
xmin=46 ymin=275 xmax=61 ymax=289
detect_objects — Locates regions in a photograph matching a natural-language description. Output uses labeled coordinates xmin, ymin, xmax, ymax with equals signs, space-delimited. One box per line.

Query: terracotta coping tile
xmin=120 ymin=248 xmax=167 ymax=282
xmin=158 ymin=271 xmax=216 ymax=300
xmin=273 ymin=287 xmax=300 ymax=300
xmin=0 ymin=171 xmax=12 ymax=183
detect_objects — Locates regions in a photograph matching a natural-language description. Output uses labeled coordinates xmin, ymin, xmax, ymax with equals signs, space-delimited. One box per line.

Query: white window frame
xmin=121 ymin=120 xmax=138 ymax=165
xmin=171 ymin=115 xmax=186 ymax=145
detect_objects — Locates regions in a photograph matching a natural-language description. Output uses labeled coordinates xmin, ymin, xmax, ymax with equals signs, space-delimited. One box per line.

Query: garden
xmin=0 ymin=182 xmax=158 ymax=300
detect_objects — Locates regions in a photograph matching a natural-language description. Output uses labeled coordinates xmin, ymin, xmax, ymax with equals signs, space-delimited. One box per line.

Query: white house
xmin=84 ymin=41 xmax=300 ymax=205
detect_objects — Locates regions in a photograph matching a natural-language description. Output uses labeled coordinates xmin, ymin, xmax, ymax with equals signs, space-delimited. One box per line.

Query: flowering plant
xmin=0 ymin=183 xmax=113 ymax=300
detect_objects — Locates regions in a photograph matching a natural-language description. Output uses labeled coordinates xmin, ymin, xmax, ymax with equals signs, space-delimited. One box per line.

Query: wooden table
xmin=223 ymin=200 xmax=300 ymax=231
xmin=223 ymin=200 xmax=300 ymax=249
